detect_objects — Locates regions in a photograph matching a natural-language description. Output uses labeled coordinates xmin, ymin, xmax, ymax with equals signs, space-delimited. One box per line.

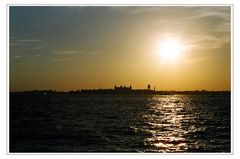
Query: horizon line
xmin=9 ymin=89 xmax=231 ymax=93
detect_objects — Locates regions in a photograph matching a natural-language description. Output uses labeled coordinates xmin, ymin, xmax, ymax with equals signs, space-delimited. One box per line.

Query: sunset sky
xmin=10 ymin=6 xmax=231 ymax=91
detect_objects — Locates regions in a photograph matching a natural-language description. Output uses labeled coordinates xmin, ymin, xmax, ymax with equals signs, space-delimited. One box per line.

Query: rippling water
xmin=10 ymin=94 xmax=231 ymax=152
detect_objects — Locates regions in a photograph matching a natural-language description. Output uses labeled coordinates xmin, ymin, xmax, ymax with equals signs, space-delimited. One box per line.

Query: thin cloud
xmin=50 ymin=50 xmax=103 ymax=62
xmin=52 ymin=50 xmax=84 ymax=55
xmin=12 ymin=55 xmax=20 ymax=58
xmin=186 ymin=34 xmax=229 ymax=50
xmin=16 ymin=39 xmax=42 ymax=43
xmin=10 ymin=38 xmax=43 ymax=49
xmin=52 ymin=50 xmax=103 ymax=55
xmin=178 ymin=55 xmax=220 ymax=64
xmin=150 ymin=6 xmax=230 ymax=50
xmin=10 ymin=38 xmax=42 ymax=44
xmin=26 ymin=46 xmax=44 ymax=50
xmin=10 ymin=38 xmax=43 ymax=60
xmin=10 ymin=42 xmax=28 ymax=46
xmin=109 ymin=6 xmax=176 ymax=15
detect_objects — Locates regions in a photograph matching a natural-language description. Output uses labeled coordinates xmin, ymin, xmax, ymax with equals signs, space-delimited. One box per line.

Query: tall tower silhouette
xmin=148 ymin=84 xmax=151 ymax=90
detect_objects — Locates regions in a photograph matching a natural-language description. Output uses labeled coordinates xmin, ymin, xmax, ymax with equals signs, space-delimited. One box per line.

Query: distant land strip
xmin=10 ymin=89 xmax=230 ymax=95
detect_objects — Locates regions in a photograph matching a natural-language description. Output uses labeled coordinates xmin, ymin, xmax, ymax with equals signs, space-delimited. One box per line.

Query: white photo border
xmin=1 ymin=0 xmax=239 ymax=159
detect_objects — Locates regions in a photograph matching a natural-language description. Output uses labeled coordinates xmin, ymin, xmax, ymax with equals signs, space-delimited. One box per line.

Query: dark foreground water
xmin=10 ymin=94 xmax=231 ymax=152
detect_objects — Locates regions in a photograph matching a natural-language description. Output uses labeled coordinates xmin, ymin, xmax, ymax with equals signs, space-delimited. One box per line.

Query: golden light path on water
xmin=142 ymin=95 xmax=194 ymax=152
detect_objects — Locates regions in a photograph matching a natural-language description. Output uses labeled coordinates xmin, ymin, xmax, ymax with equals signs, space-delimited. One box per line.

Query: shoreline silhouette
xmin=10 ymin=85 xmax=230 ymax=95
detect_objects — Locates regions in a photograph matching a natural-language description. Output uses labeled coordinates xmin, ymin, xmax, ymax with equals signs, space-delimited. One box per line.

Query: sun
xmin=158 ymin=37 xmax=184 ymax=61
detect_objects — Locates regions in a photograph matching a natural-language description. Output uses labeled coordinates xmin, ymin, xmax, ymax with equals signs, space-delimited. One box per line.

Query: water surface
xmin=10 ymin=94 xmax=231 ymax=152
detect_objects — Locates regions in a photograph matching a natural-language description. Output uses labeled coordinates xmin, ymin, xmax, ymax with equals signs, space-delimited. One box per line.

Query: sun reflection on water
xmin=143 ymin=95 xmax=191 ymax=152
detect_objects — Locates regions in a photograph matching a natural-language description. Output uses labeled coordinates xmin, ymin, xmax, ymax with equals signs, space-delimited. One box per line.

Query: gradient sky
xmin=10 ymin=6 xmax=231 ymax=91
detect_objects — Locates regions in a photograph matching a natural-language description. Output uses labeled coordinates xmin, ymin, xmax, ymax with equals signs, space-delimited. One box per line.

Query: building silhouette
xmin=114 ymin=85 xmax=132 ymax=93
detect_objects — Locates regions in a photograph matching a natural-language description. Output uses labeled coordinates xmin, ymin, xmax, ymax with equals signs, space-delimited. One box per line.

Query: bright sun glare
xmin=158 ymin=37 xmax=184 ymax=61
